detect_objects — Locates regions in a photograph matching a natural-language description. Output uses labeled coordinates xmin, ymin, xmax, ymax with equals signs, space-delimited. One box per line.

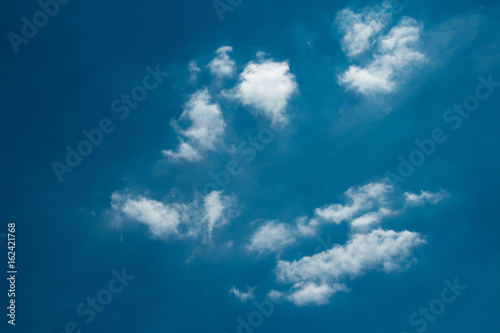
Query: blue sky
xmin=1 ymin=0 xmax=500 ymax=332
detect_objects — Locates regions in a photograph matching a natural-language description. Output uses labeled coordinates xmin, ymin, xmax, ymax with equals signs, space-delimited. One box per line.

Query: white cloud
xmin=336 ymin=2 xmax=392 ymax=58
xmin=203 ymin=190 xmax=236 ymax=240
xmin=267 ymin=289 xmax=285 ymax=303
xmin=226 ymin=58 xmax=298 ymax=125
xmin=247 ymin=221 xmax=297 ymax=254
xmin=163 ymin=89 xmax=225 ymax=161
xmin=313 ymin=180 xmax=393 ymax=225
xmin=276 ymin=229 xmax=425 ymax=285
xmin=110 ymin=190 xmax=238 ymax=242
xmin=208 ymin=46 xmax=236 ymax=78
xmin=163 ymin=140 xmax=201 ymax=161
xmin=337 ymin=3 xmax=427 ymax=94
xmin=229 ymin=286 xmax=256 ymax=302
xmin=350 ymin=207 xmax=393 ymax=230
xmin=404 ymin=190 xmax=448 ymax=208
xmin=287 ymin=282 xmax=347 ymax=306
xmin=111 ymin=192 xmax=182 ymax=238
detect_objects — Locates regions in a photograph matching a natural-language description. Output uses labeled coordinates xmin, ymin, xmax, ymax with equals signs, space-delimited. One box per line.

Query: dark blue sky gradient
xmin=1 ymin=0 xmax=499 ymax=332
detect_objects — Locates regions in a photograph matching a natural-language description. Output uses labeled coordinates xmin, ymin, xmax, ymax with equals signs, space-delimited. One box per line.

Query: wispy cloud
xmin=163 ymin=88 xmax=225 ymax=161
xmin=229 ymin=286 xmax=256 ymax=302
xmin=336 ymin=2 xmax=392 ymax=58
xmin=208 ymin=46 xmax=236 ymax=79
xmin=336 ymin=2 xmax=427 ymax=94
xmin=404 ymin=189 xmax=449 ymax=208
xmin=246 ymin=221 xmax=297 ymax=254
xmin=246 ymin=180 xmax=447 ymax=257
xmin=188 ymin=60 xmax=201 ymax=83
xmin=110 ymin=190 xmax=238 ymax=242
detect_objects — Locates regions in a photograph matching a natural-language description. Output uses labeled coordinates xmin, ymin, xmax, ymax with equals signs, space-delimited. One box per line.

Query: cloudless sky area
xmin=1 ymin=0 xmax=499 ymax=332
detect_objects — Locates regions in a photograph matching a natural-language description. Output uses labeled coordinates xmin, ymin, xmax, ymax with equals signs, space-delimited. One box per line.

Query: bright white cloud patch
xmin=247 ymin=221 xmax=297 ymax=254
xmin=208 ymin=46 xmax=236 ymax=78
xmin=313 ymin=181 xmax=393 ymax=225
xmin=227 ymin=58 xmax=298 ymax=125
xmin=229 ymin=286 xmax=256 ymax=302
xmin=110 ymin=190 xmax=237 ymax=242
xmin=277 ymin=229 xmax=425 ymax=285
xmin=287 ymin=282 xmax=347 ymax=306
xmin=273 ymin=229 xmax=425 ymax=305
xmin=163 ymin=89 xmax=225 ymax=161
xmin=111 ymin=192 xmax=182 ymax=238
xmin=337 ymin=3 xmax=427 ymax=94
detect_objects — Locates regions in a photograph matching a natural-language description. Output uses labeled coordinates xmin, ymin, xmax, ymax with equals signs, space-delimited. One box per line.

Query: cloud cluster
xmin=110 ymin=190 xmax=238 ymax=242
xmin=165 ymin=47 xmax=298 ymax=162
xmin=243 ymin=179 xmax=447 ymax=305
xmin=274 ymin=229 xmax=425 ymax=305
xmin=336 ymin=2 xmax=427 ymax=94
xmin=162 ymin=89 xmax=225 ymax=161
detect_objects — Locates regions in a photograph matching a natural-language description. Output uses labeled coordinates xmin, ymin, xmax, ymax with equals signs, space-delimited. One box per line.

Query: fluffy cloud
xmin=247 ymin=221 xmax=297 ymax=254
xmin=404 ymin=190 xmax=448 ymax=208
xmin=163 ymin=89 xmax=225 ymax=161
xmin=229 ymin=286 xmax=256 ymax=302
xmin=273 ymin=229 xmax=425 ymax=305
xmin=227 ymin=58 xmax=298 ymax=125
xmin=277 ymin=229 xmax=425 ymax=284
xmin=336 ymin=2 xmax=391 ymax=58
xmin=286 ymin=282 xmax=347 ymax=306
xmin=110 ymin=190 xmax=238 ymax=242
xmin=208 ymin=46 xmax=236 ymax=78
xmin=111 ymin=192 xmax=182 ymax=238
xmin=312 ymin=181 xmax=393 ymax=226
xmin=337 ymin=3 xmax=427 ymax=94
